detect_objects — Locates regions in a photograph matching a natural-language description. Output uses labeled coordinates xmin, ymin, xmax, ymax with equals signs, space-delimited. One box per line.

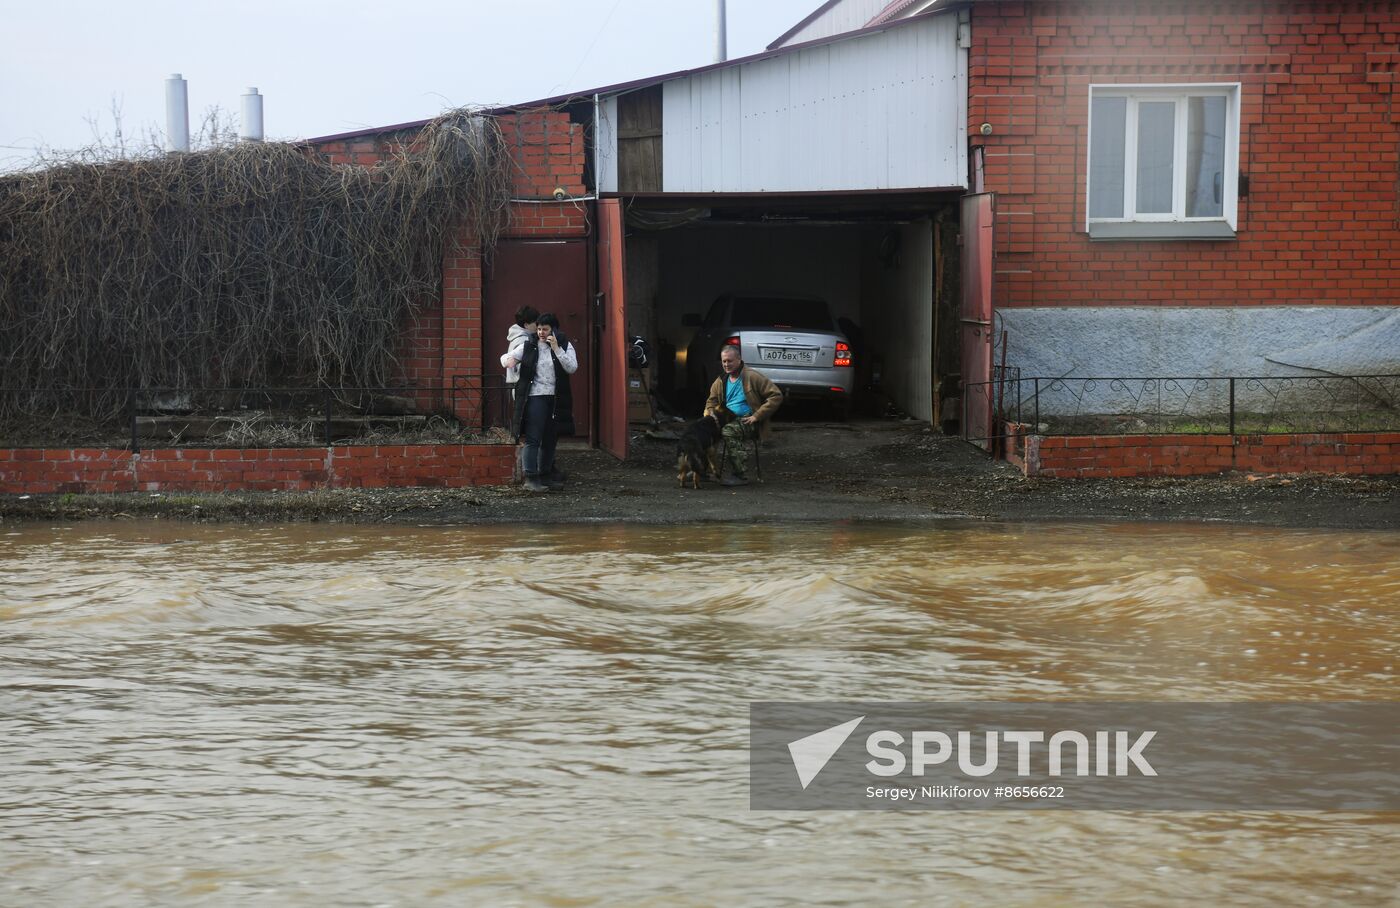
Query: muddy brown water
xmin=1 ymin=520 xmax=1397 ymax=906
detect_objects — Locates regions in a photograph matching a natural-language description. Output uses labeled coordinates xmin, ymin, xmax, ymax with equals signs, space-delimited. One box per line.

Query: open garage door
xmin=617 ymin=198 xmax=951 ymax=425
xmin=959 ymin=192 xmax=995 ymax=448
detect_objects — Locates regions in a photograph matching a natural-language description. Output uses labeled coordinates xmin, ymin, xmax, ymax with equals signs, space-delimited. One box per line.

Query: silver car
xmin=683 ymin=293 xmax=855 ymax=417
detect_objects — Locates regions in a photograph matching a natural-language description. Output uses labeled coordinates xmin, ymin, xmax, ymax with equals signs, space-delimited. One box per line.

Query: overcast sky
xmin=1 ymin=0 xmax=819 ymax=170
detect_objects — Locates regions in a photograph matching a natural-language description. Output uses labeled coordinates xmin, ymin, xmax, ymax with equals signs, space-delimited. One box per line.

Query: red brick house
xmin=963 ymin=0 xmax=1400 ymax=371
xmin=957 ymin=0 xmax=1400 ymax=475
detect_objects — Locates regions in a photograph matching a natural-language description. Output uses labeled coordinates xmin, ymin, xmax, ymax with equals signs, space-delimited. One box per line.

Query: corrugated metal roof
xmin=768 ymin=0 xmax=946 ymax=50
xmin=766 ymin=0 xmax=847 ymax=51
xmin=767 ymin=0 xmax=895 ymax=50
xmin=867 ymin=0 xmax=928 ymax=28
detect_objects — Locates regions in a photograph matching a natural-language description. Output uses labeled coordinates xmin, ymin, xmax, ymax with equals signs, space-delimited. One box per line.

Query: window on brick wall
xmin=1087 ymin=84 xmax=1240 ymax=240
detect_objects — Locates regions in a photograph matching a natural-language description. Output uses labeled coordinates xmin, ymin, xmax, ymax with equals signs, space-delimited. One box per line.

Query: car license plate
xmin=759 ymin=346 xmax=816 ymax=365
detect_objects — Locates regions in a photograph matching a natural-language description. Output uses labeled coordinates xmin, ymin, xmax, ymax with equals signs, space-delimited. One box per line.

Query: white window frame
xmin=1086 ymin=83 xmax=1241 ymax=240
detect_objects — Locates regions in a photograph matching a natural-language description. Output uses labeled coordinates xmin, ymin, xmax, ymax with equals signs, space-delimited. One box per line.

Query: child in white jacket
xmin=500 ymin=306 xmax=540 ymax=388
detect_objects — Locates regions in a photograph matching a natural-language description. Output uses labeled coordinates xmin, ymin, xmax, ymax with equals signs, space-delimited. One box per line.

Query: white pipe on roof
xmin=240 ymin=87 xmax=264 ymax=142
xmin=716 ymin=0 xmax=727 ymax=62
xmin=165 ymin=74 xmax=189 ymax=152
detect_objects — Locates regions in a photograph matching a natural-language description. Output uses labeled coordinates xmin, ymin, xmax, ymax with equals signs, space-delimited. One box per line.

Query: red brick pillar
xmin=442 ymin=230 xmax=484 ymax=426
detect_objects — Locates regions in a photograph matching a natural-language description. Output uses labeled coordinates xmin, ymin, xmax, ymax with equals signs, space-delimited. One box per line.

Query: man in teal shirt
xmin=703 ymin=346 xmax=784 ymax=485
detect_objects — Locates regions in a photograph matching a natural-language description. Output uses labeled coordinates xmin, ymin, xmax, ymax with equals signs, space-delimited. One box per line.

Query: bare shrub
xmin=0 ymin=107 xmax=512 ymax=424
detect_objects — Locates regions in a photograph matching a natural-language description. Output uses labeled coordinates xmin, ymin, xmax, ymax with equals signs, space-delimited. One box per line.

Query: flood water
xmin=1 ymin=520 xmax=1397 ymax=906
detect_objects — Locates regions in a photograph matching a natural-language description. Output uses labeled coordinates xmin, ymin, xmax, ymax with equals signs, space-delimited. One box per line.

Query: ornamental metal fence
xmin=962 ymin=374 xmax=1400 ymax=446
xmin=0 ymin=377 xmax=515 ymax=451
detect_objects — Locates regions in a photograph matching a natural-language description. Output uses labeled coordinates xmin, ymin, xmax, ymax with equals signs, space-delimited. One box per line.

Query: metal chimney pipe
xmin=240 ymin=87 xmax=264 ymax=142
xmin=715 ymin=0 xmax=727 ymax=62
xmin=165 ymin=73 xmax=190 ymax=152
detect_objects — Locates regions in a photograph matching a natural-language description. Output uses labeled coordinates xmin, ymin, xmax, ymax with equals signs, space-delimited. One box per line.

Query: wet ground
xmin=2 ymin=419 xmax=1398 ymax=529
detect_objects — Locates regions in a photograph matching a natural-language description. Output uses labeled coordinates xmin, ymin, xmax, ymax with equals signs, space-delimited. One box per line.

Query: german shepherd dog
xmin=676 ymin=406 xmax=737 ymax=488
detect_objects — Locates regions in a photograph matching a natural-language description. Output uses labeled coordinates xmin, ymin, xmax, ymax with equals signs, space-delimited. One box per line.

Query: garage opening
xmin=615 ymin=196 xmax=961 ymax=427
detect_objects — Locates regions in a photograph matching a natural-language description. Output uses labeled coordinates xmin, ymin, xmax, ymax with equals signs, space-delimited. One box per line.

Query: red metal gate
xmin=959 ymin=192 xmax=995 ymax=448
xmin=595 ymin=200 xmax=628 ymax=461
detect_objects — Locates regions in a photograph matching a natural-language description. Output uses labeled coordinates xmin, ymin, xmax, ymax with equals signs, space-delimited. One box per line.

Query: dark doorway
xmin=483 ymin=239 xmax=591 ymax=435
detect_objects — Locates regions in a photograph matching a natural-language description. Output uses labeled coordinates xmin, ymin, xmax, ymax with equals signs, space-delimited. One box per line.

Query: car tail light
xmin=724 ymin=335 xmax=741 ymax=346
xmin=834 ymin=342 xmax=852 ymax=367
xmin=829 ymin=387 xmax=846 ymax=393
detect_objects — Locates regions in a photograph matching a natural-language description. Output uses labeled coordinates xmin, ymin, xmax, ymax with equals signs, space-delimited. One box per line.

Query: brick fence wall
xmin=0 ymin=445 xmax=515 ymax=494
xmin=970 ymin=0 xmax=1400 ymax=308
xmin=0 ymin=110 xmax=589 ymax=498
xmin=1005 ymin=426 xmax=1400 ymax=477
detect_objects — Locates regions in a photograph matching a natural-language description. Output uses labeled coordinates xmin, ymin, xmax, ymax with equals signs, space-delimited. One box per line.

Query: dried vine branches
xmin=0 ymin=108 xmax=512 ymax=420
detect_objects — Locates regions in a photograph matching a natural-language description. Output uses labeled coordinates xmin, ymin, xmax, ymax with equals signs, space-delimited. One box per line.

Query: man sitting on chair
xmin=704 ymin=345 xmax=783 ymax=486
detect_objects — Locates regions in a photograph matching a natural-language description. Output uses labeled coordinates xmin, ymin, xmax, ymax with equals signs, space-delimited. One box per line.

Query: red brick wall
xmin=497 ymin=110 xmax=591 ymax=244
xmin=330 ymin=445 xmax=513 ymax=489
xmin=0 ymin=449 xmax=137 ymax=494
xmin=1020 ymin=432 xmax=1400 ymax=477
xmin=307 ymin=109 xmax=590 ymax=399
xmin=970 ymin=0 xmax=1400 ymax=308
xmin=504 ymin=200 xmax=590 ymax=238
xmin=499 ymin=110 xmax=588 ymax=201
xmin=0 ymin=445 xmax=515 ymax=494
xmin=311 ymin=133 xmax=420 ymax=167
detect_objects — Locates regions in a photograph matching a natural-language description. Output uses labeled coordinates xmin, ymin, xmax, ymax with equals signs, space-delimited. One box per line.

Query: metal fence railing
xmin=962 ymin=374 xmax=1400 ymax=445
xmin=0 ymin=378 xmax=515 ymax=451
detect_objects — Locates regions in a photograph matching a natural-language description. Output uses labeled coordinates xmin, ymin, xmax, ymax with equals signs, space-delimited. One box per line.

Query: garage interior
xmin=618 ymin=198 xmax=961 ymax=424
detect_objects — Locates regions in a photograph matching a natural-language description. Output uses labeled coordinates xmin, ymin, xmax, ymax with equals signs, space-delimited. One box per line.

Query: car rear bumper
xmin=761 ymin=365 xmax=855 ymax=397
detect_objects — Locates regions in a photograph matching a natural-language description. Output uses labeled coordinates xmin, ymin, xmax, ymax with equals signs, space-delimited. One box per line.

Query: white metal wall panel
xmin=778 ymin=0 xmax=893 ymax=47
xmin=659 ymin=16 xmax=965 ymax=193
xmin=596 ymin=95 xmax=619 ymax=194
xmin=719 ymin=68 xmax=743 ymax=181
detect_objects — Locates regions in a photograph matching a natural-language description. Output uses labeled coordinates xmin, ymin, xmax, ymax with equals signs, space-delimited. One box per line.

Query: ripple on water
xmin=0 ymin=520 xmax=1397 ymax=906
